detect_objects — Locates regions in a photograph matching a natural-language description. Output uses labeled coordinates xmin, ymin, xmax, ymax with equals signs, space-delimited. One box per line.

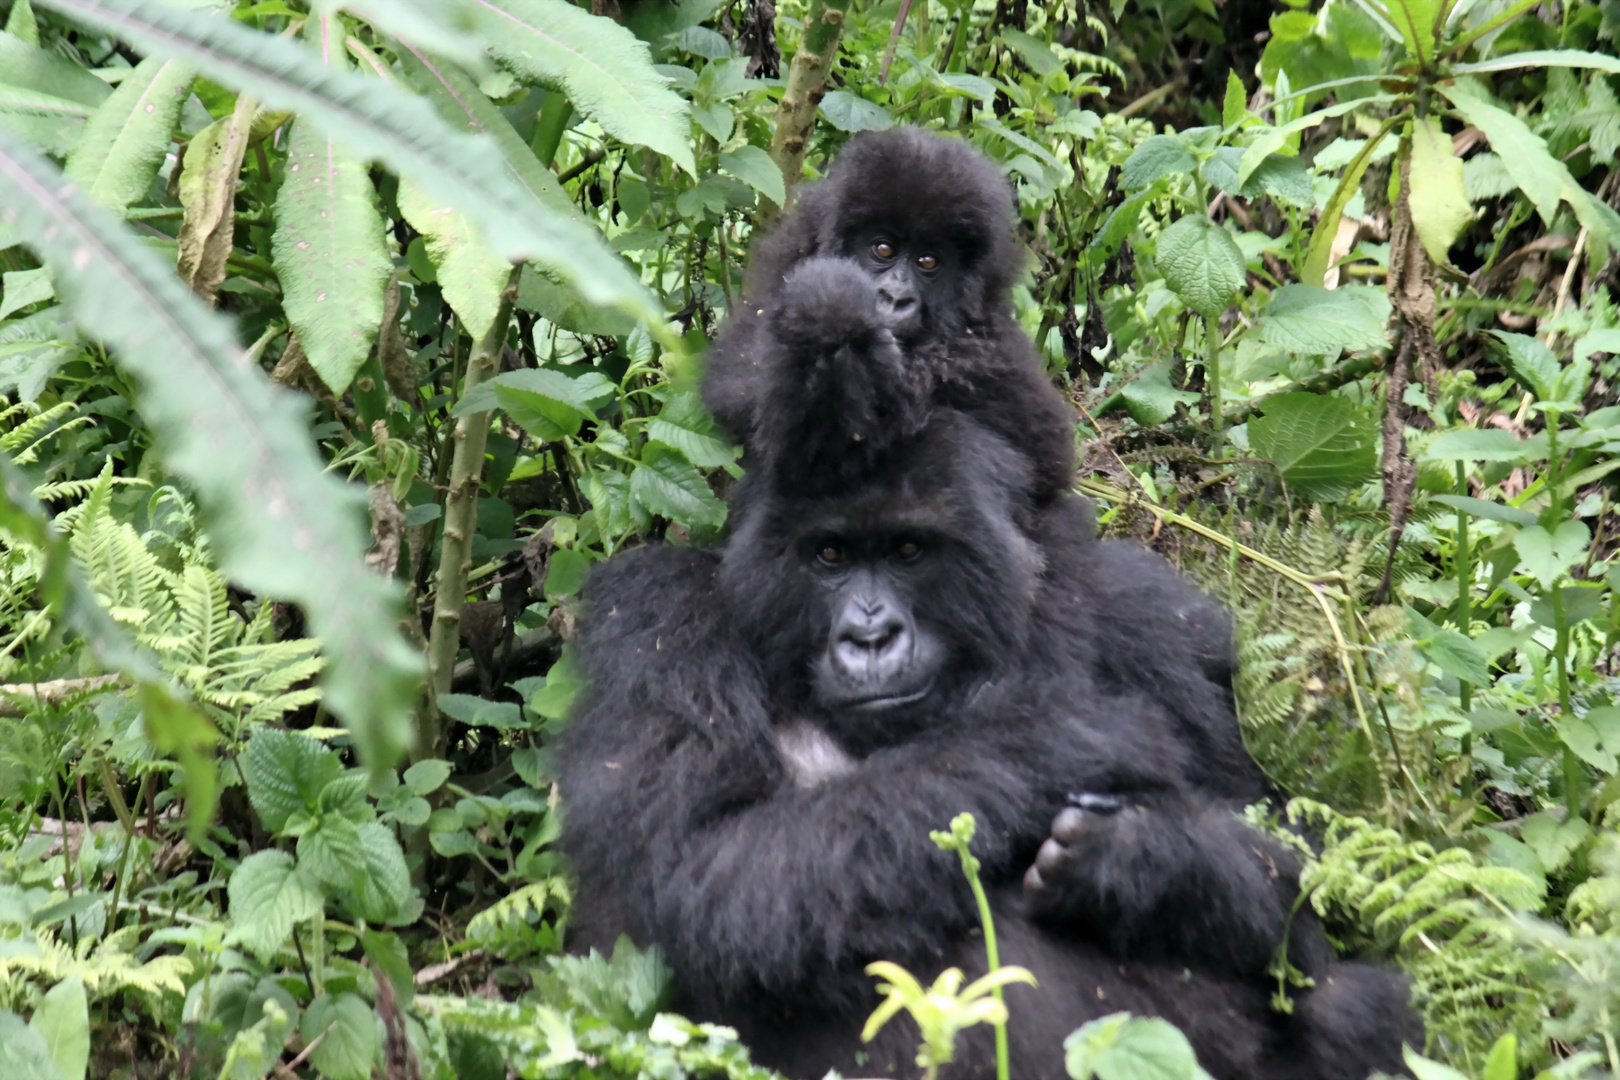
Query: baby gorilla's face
xmin=801 ymin=527 xmax=947 ymax=717
xmin=844 ymin=228 xmax=961 ymax=342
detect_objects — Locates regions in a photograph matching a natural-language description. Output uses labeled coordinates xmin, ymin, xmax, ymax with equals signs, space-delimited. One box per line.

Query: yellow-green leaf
xmin=1407 ymin=117 xmax=1470 ymax=265
xmin=398 ymin=177 xmax=507 ymax=339
xmin=63 ymin=55 xmax=192 ymax=216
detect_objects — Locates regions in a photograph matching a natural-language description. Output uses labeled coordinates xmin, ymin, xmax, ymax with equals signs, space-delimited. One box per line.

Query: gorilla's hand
xmin=1022 ymin=792 xmax=1127 ymax=918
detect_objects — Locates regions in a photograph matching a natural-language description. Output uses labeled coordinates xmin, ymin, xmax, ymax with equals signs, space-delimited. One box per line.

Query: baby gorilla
xmin=704 ymin=126 xmax=1078 ymax=504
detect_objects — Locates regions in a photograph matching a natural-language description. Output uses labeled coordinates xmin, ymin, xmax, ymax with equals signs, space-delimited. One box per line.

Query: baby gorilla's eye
xmin=915 ymin=253 xmax=939 ymax=272
xmin=818 ymin=544 xmax=847 ymax=566
xmin=895 ymin=540 xmax=923 ymax=562
xmin=872 ymin=240 xmax=897 ymax=260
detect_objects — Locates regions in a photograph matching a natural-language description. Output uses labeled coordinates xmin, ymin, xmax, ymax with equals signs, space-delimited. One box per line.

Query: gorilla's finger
xmin=1034 ymin=836 xmax=1070 ymax=878
xmin=1051 ymin=806 xmax=1088 ymax=844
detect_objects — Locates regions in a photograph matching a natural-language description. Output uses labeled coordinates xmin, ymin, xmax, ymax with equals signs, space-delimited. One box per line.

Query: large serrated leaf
xmin=63 ymin=55 xmax=192 ymax=216
xmin=1248 ymin=392 xmax=1377 ymax=500
xmin=1155 ymin=215 xmax=1245 ymax=318
xmin=243 ymin=727 xmax=340 ymax=834
xmin=226 ymin=851 xmax=324 ymax=961
xmin=300 ymin=994 xmax=376 ymax=1080
xmin=397 ymin=177 xmax=506 ymax=339
xmin=1408 ymin=116 xmax=1470 ymax=265
xmin=630 ymin=446 xmax=725 ymax=528
xmin=297 ymin=815 xmax=367 ymax=892
xmin=273 ymin=120 xmax=390 ymax=393
xmin=0 ymin=127 xmax=423 ymax=770
xmin=1258 ymin=284 xmax=1389 ymax=355
xmin=341 ymin=822 xmax=416 ymax=923
xmin=34 ymin=0 xmax=662 ymax=328
xmin=647 ymin=392 xmax=736 ymax=469
xmin=1120 ymin=134 xmax=1194 ymax=191
xmin=470 ymin=0 xmax=694 ymax=174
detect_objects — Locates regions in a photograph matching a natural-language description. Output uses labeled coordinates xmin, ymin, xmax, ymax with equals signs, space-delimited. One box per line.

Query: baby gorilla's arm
xmin=1023 ymin=793 xmax=1330 ymax=980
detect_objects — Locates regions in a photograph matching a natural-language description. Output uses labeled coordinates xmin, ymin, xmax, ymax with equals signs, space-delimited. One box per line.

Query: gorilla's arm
xmin=1023 ymin=795 xmax=1331 ymax=979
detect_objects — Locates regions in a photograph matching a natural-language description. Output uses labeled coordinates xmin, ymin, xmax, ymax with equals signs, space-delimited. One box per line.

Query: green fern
xmin=0 ymin=924 xmax=192 ymax=1011
xmin=467 ymin=876 xmax=571 ymax=957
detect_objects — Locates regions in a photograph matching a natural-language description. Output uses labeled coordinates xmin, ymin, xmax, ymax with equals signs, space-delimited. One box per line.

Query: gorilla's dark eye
xmin=818 ymin=543 xmax=847 ymax=566
xmin=915 ymin=254 xmax=939 ymax=273
xmin=872 ymin=240 xmax=896 ymax=261
xmin=895 ymin=540 xmax=923 ymax=562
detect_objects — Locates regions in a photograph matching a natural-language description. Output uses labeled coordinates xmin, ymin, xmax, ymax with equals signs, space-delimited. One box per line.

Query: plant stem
xmin=1453 ymin=462 xmax=1473 ymax=799
xmin=422 ymin=266 xmax=523 ymax=756
xmin=965 ymin=863 xmax=1011 ymax=1080
xmin=1205 ymin=312 xmax=1223 ymax=458
xmin=764 ymin=0 xmax=853 ymax=220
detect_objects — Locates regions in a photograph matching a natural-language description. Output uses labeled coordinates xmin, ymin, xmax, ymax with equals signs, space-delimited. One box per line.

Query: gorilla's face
xmin=801 ymin=528 xmax=946 ymax=712
xmin=844 ymin=228 xmax=963 ymax=341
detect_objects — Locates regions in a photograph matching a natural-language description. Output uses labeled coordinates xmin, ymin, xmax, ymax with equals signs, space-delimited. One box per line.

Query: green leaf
xmin=1482 ymin=1036 xmax=1517 ymax=1080
xmin=819 ymin=90 xmax=892 ymax=133
xmin=1120 ymin=134 xmax=1194 ymax=191
xmin=1242 ymin=154 xmax=1314 ymax=207
xmin=300 ymin=993 xmax=376 ymax=1080
xmin=529 ymin=647 xmax=584 ymax=721
xmin=31 ymin=976 xmax=87 ymax=1080
xmin=318 ymin=0 xmax=486 ymax=68
xmin=1486 ymin=330 xmax=1559 ymax=402
xmin=0 ymin=1010 xmax=62 ymax=1080
xmin=1403 ymin=1048 xmax=1469 ymax=1080
xmin=469 ymin=0 xmax=694 ymax=174
xmin=1514 ymin=521 xmax=1590 ymax=589
xmin=1453 ymin=49 xmax=1620 ymax=76
xmin=583 ymin=467 xmax=638 ymax=537
xmin=297 ymin=815 xmax=367 ymax=892
xmin=62 ymin=55 xmax=192 ymax=217
xmin=1407 ymin=116 xmax=1470 ymax=265
xmin=1153 ymin=216 xmax=1245 ymax=319
xmin=226 ymin=851 xmax=324 ymax=962
xmin=243 ymin=727 xmax=341 ymax=834
xmin=1405 ymin=607 xmax=1489 ymax=686
xmin=340 ymin=822 xmax=416 ymax=923
xmin=1520 ymin=810 xmax=1591 ymax=872
xmin=273 ymin=120 xmax=390 ymax=393
xmin=1248 ymin=392 xmax=1377 ymax=500
xmin=36 ymin=0 xmax=661 ymax=327
xmin=1064 ymin=1013 xmax=1211 ymax=1080
xmin=455 ymin=368 xmax=614 ymax=438
xmin=1222 ymin=70 xmax=1247 ymax=129
xmin=1 ymin=127 xmax=424 ymax=770
xmin=438 ymin=693 xmax=525 ymax=729
xmin=1428 ymin=494 xmax=1535 ymax=526
xmin=630 ymin=445 xmax=726 ymax=528
xmin=1258 ymin=284 xmax=1389 ymax=355
xmin=647 ymin=393 xmax=738 ymax=469
xmin=517 ymin=268 xmax=635 ymax=336
xmin=1302 ymin=117 xmax=1399 ymax=287
xmin=402 ymin=758 xmax=452 ymax=796
xmin=1423 ymin=428 xmax=1547 ymax=463
xmin=544 ymin=547 xmax=591 ymax=600
xmin=0 ymin=267 xmax=52 ymax=320
xmin=1385 ymin=0 xmax=1440 ymax=64
xmin=1237 ymin=96 xmax=1391 ymax=187
xmin=0 ymin=83 xmax=92 ymax=154
xmin=397 ymin=176 xmax=507 ymax=340
xmin=0 ymin=31 xmax=112 ymax=108
xmin=718 ymin=145 xmax=784 ymax=208
xmin=1102 ymin=361 xmax=1199 ymax=426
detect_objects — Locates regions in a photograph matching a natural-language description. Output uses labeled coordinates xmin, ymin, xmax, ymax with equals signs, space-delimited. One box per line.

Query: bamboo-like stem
xmin=421 ymin=266 xmax=523 ymax=756
xmin=762 ymin=0 xmax=853 ymax=222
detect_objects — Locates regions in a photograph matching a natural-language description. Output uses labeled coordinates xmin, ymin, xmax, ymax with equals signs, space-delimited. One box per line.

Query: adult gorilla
xmin=556 ymin=264 xmax=1416 ymax=1079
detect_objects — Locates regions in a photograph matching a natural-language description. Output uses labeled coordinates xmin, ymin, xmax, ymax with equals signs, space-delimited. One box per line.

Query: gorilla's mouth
xmin=844 ymin=681 xmax=934 ymax=712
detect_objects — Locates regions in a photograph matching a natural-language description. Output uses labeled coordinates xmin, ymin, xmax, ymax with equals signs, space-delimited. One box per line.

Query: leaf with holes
xmin=1248 ymin=392 xmax=1377 ymax=500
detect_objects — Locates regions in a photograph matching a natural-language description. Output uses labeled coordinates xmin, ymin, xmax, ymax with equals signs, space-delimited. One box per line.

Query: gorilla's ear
xmin=756 ymin=258 xmax=929 ymax=492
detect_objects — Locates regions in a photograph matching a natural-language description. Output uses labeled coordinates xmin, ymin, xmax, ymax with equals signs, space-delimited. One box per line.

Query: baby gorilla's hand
xmin=1022 ymin=792 xmax=1125 ymax=918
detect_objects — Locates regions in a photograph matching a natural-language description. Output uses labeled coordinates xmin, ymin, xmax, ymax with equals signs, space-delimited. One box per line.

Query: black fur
xmin=556 ymin=411 xmax=1417 ymax=1078
xmin=704 ymin=127 xmax=1078 ymax=504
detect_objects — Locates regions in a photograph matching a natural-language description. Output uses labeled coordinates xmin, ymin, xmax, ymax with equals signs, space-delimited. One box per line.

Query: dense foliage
xmin=0 ymin=0 xmax=1618 ymax=1077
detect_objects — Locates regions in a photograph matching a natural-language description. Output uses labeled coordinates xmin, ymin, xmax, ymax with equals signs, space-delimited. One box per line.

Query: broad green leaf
xmin=518 ymin=269 xmax=635 ymax=336
xmin=544 ymin=547 xmax=591 ymax=599
xmin=583 ymin=467 xmax=639 ymax=537
xmin=1520 ymin=810 xmax=1592 ymax=872
xmin=648 ymin=393 xmax=737 ymax=469
xmin=1486 ymin=330 xmax=1561 ymax=402
xmin=1258 ymin=284 xmax=1389 ymax=355
xmin=530 ymin=647 xmax=585 ymax=721
xmin=438 ymin=693 xmax=525 ymax=729
xmin=1241 ymin=154 xmax=1314 ymax=207
xmin=1101 ymin=361 xmax=1199 ymax=426
xmin=454 ymin=367 xmax=616 ymax=437
xmin=0 ymin=1010 xmax=62 ymax=1080
xmin=0 ymin=267 xmax=52 ymax=319
xmin=1575 ymin=329 xmax=1620 ymax=366
xmin=392 ymin=46 xmax=571 ymax=218
xmin=1403 ymin=1048 xmax=1469 ymax=1080
xmin=339 ymin=822 xmax=416 ymax=923
xmin=819 ymin=90 xmax=892 ymax=133
xmin=1154 ymin=216 xmax=1245 ymax=319
xmin=1087 ymin=188 xmax=1158 ymax=261
xmin=297 ymin=815 xmax=367 ymax=892
xmin=301 ymin=993 xmax=376 ymax=1080
xmin=63 ymin=55 xmax=192 ymax=217
xmin=226 ymin=850 xmax=324 ymax=961
xmin=999 ymin=28 xmax=1061 ymax=75
xmin=1423 ymin=428 xmax=1548 ymax=463
xmin=1428 ymin=495 xmax=1535 ymax=526
xmin=1514 ymin=521 xmax=1590 ymax=589
xmin=0 ymin=84 xmax=92 ymax=154
xmin=273 ymin=120 xmax=390 ymax=393
xmin=1120 ymin=135 xmax=1194 ymax=191
xmin=1385 ymin=0 xmax=1441 ymax=64
xmin=397 ymin=177 xmax=507 ymax=339
xmin=1248 ymin=392 xmax=1377 ymax=500
xmin=0 ymin=124 xmax=423 ymax=771
xmin=1237 ymin=96 xmax=1391 ymax=187
xmin=1064 ymin=1013 xmax=1211 ymax=1080
xmin=35 ymin=0 xmax=661 ymax=327
xmin=1408 ymin=116 xmax=1470 ymax=265
xmin=719 ymin=145 xmax=784 ymax=208
xmin=469 ymin=0 xmax=694 ymax=174
xmin=1406 ymin=607 xmax=1489 ymax=686
xmin=0 ymin=31 xmax=113 ymax=107
xmin=6 ymin=0 xmax=38 ymax=43
xmin=31 ymin=976 xmax=87 ymax=1080
xmin=1482 ymin=1036 xmax=1517 ymax=1080
xmin=316 ymin=0 xmax=485 ymax=67
xmin=630 ymin=446 xmax=726 ymax=528
xmin=403 ymin=758 xmax=452 ymax=795
xmin=1453 ymin=49 xmax=1620 ymax=77
xmin=244 ymin=727 xmax=341 ymax=834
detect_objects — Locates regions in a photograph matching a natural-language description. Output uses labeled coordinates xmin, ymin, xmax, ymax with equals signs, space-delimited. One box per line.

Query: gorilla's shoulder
xmin=579 ymin=546 xmax=728 ymax=647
